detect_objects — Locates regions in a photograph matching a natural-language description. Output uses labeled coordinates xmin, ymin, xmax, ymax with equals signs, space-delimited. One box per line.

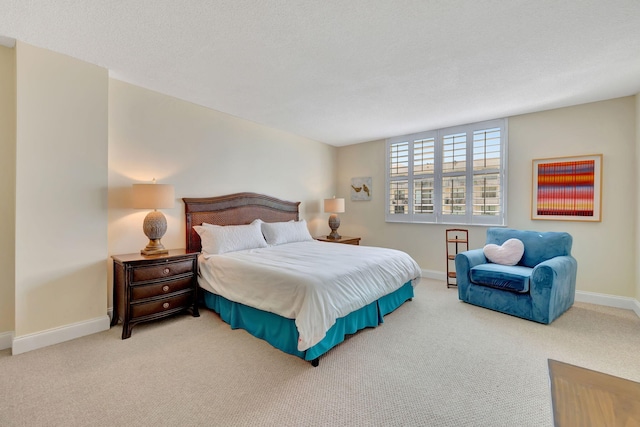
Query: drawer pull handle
xmin=162 ymin=285 xmax=170 ymax=292
xmin=163 ymin=268 xmax=170 ymax=275
xmin=163 ymin=302 xmax=169 ymax=309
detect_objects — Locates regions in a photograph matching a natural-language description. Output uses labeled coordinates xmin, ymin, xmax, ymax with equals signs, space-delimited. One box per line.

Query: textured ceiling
xmin=1 ymin=1 xmax=640 ymax=146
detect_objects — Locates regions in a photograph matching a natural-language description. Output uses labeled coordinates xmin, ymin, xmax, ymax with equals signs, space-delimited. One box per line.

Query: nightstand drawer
xmin=131 ymin=292 xmax=192 ymax=319
xmin=132 ymin=259 xmax=194 ymax=282
xmin=131 ymin=275 xmax=194 ymax=301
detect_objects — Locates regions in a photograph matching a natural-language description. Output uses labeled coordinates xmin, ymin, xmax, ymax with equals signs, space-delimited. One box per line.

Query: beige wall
xmin=637 ymin=94 xmax=640 ymax=300
xmin=509 ymin=97 xmax=636 ymax=297
xmin=108 ymin=79 xmax=337 ymax=307
xmin=14 ymin=42 xmax=109 ymax=336
xmin=338 ymin=96 xmax=637 ymax=298
xmin=0 ymin=46 xmax=16 ymax=335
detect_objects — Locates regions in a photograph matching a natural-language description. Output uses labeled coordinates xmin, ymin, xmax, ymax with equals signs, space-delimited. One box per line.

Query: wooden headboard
xmin=182 ymin=192 xmax=300 ymax=253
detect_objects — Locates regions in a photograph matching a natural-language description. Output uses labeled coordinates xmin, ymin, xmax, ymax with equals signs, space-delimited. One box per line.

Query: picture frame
xmin=350 ymin=177 xmax=372 ymax=201
xmin=531 ymin=154 xmax=602 ymax=222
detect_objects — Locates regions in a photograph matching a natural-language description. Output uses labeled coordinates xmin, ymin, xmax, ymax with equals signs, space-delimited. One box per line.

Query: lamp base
xmin=141 ymin=211 xmax=169 ymax=255
xmin=327 ymin=214 xmax=341 ymax=240
xmin=141 ymin=250 xmax=169 ymax=256
xmin=141 ymin=239 xmax=169 ymax=256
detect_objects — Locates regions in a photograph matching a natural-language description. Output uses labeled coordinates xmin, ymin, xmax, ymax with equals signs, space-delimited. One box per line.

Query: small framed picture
xmin=351 ymin=177 xmax=372 ymax=201
xmin=531 ymin=154 xmax=602 ymax=222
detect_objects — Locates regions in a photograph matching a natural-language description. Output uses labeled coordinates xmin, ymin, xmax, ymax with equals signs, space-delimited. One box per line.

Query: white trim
xmin=575 ymin=290 xmax=640 ymax=318
xmin=0 ymin=331 xmax=14 ymax=351
xmin=12 ymin=315 xmax=110 ymax=355
xmin=421 ymin=269 xmax=447 ymax=282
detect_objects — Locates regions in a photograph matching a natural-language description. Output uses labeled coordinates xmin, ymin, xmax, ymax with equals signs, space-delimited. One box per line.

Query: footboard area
xmin=201 ymin=281 xmax=414 ymax=366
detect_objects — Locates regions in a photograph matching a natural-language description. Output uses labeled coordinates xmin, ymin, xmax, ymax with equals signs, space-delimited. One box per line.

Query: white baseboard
xmin=12 ymin=315 xmax=110 ymax=355
xmin=575 ymin=290 xmax=640 ymax=318
xmin=423 ymin=269 xmax=640 ymax=319
xmin=0 ymin=331 xmax=14 ymax=351
xmin=421 ymin=269 xmax=446 ymax=281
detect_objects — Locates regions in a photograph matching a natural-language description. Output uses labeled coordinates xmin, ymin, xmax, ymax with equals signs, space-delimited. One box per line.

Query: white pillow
xmin=193 ymin=220 xmax=267 ymax=255
xmin=261 ymin=220 xmax=313 ymax=246
xmin=483 ymin=238 xmax=525 ymax=266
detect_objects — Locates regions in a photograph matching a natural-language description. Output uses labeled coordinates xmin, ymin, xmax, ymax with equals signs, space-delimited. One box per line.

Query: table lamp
xmin=133 ymin=180 xmax=175 ymax=255
xmin=324 ymin=197 xmax=345 ymax=240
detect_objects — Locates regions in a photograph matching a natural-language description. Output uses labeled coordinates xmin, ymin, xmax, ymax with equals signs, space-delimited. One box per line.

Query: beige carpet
xmin=1 ymin=279 xmax=639 ymax=427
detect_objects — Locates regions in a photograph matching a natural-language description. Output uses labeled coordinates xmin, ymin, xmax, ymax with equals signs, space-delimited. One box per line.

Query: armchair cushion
xmin=470 ymin=264 xmax=531 ymax=293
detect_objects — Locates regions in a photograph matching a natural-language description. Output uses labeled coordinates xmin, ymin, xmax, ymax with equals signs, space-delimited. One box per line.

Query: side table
xmin=111 ymin=249 xmax=200 ymax=339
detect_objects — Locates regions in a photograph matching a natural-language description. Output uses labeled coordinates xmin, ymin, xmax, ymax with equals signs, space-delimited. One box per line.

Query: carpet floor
xmin=1 ymin=279 xmax=639 ymax=426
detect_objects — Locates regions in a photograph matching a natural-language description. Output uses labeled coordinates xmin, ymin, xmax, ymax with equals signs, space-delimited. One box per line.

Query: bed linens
xmin=198 ymin=240 xmax=421 ymax=351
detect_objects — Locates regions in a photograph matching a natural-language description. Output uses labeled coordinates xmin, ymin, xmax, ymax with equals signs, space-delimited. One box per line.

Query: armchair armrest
xmin=455 ymin=248 xmax=487 ymax=300
xmin=530 ymin=255 xmax=578 ymax=323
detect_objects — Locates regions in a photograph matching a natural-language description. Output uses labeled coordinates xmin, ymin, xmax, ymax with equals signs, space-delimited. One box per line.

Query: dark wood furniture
xmin=445 ymin=228 xmax=468 ymax=288
xmin=315 ymin=235 xmax=361 ymax=245
xmin=111 ymin=249 xmax=199 ymax=339
xmin=548 ymin=359 xmax=640 ymax=426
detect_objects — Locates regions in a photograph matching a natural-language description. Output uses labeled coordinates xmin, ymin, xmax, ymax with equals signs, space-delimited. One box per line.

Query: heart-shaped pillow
xmin=483 ymin=238 xmax=524 ymax=266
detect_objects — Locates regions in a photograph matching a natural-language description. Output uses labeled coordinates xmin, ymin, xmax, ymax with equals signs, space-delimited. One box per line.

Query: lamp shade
xmin=132 ymin=184 xmax=175 ymax=209
xmin=324 ymin=197 xmax=345 ymax=213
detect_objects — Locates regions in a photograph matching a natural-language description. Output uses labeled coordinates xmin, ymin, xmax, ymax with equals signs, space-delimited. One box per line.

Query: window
xmin=386 ymin=119 xmax=507 ymax=225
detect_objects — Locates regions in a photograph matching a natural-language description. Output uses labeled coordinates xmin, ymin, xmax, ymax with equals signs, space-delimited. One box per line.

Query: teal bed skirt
xmin=202 ymin=281 xmax=414 ymax=362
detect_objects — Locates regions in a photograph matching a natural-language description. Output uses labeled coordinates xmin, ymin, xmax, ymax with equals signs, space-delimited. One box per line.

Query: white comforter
xmin=198 ymin=240 xmax=421 ymax=351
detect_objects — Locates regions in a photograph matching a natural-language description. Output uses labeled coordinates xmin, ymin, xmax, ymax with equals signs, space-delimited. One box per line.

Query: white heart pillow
xmin=483 ymin=238 xmax=524 ymax=266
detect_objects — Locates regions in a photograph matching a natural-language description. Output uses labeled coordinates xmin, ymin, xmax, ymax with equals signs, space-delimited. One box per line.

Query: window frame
xmin=385 ymin=118 xmax=508 ymax=226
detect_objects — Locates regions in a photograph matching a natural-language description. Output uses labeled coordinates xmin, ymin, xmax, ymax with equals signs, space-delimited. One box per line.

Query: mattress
xmin=198 ymin=240 xmax=422 ymax=351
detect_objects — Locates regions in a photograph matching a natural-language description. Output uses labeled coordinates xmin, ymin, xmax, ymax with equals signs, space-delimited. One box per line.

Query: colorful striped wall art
xmin=531 ymin=155 xmax=602 ymax=222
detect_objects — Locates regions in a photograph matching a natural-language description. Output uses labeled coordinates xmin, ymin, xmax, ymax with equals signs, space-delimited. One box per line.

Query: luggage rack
xmin=445 ymin=229 xmax=468 ymax=288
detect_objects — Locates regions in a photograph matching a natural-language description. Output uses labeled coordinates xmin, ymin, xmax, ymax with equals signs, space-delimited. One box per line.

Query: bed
xmin=183 ymin=192 xmax=421 ymax=366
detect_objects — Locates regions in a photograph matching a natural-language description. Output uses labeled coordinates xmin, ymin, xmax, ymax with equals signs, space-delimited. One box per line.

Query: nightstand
xmin=315 ymin=235 xmax=361 ymax=245
xmin=111 ymin=249 xmax=200 ymax=339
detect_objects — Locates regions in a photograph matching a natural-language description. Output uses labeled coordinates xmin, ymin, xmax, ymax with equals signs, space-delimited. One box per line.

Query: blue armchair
xmin=455 ymin=228 xmax=577 ymax=324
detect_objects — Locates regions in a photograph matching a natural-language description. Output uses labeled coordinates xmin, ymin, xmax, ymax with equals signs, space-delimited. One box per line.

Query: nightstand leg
xmin=192 ymin=288 xmax=200 ymax=317
xmin=122 ymin=322 xmax=132 ymax=339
